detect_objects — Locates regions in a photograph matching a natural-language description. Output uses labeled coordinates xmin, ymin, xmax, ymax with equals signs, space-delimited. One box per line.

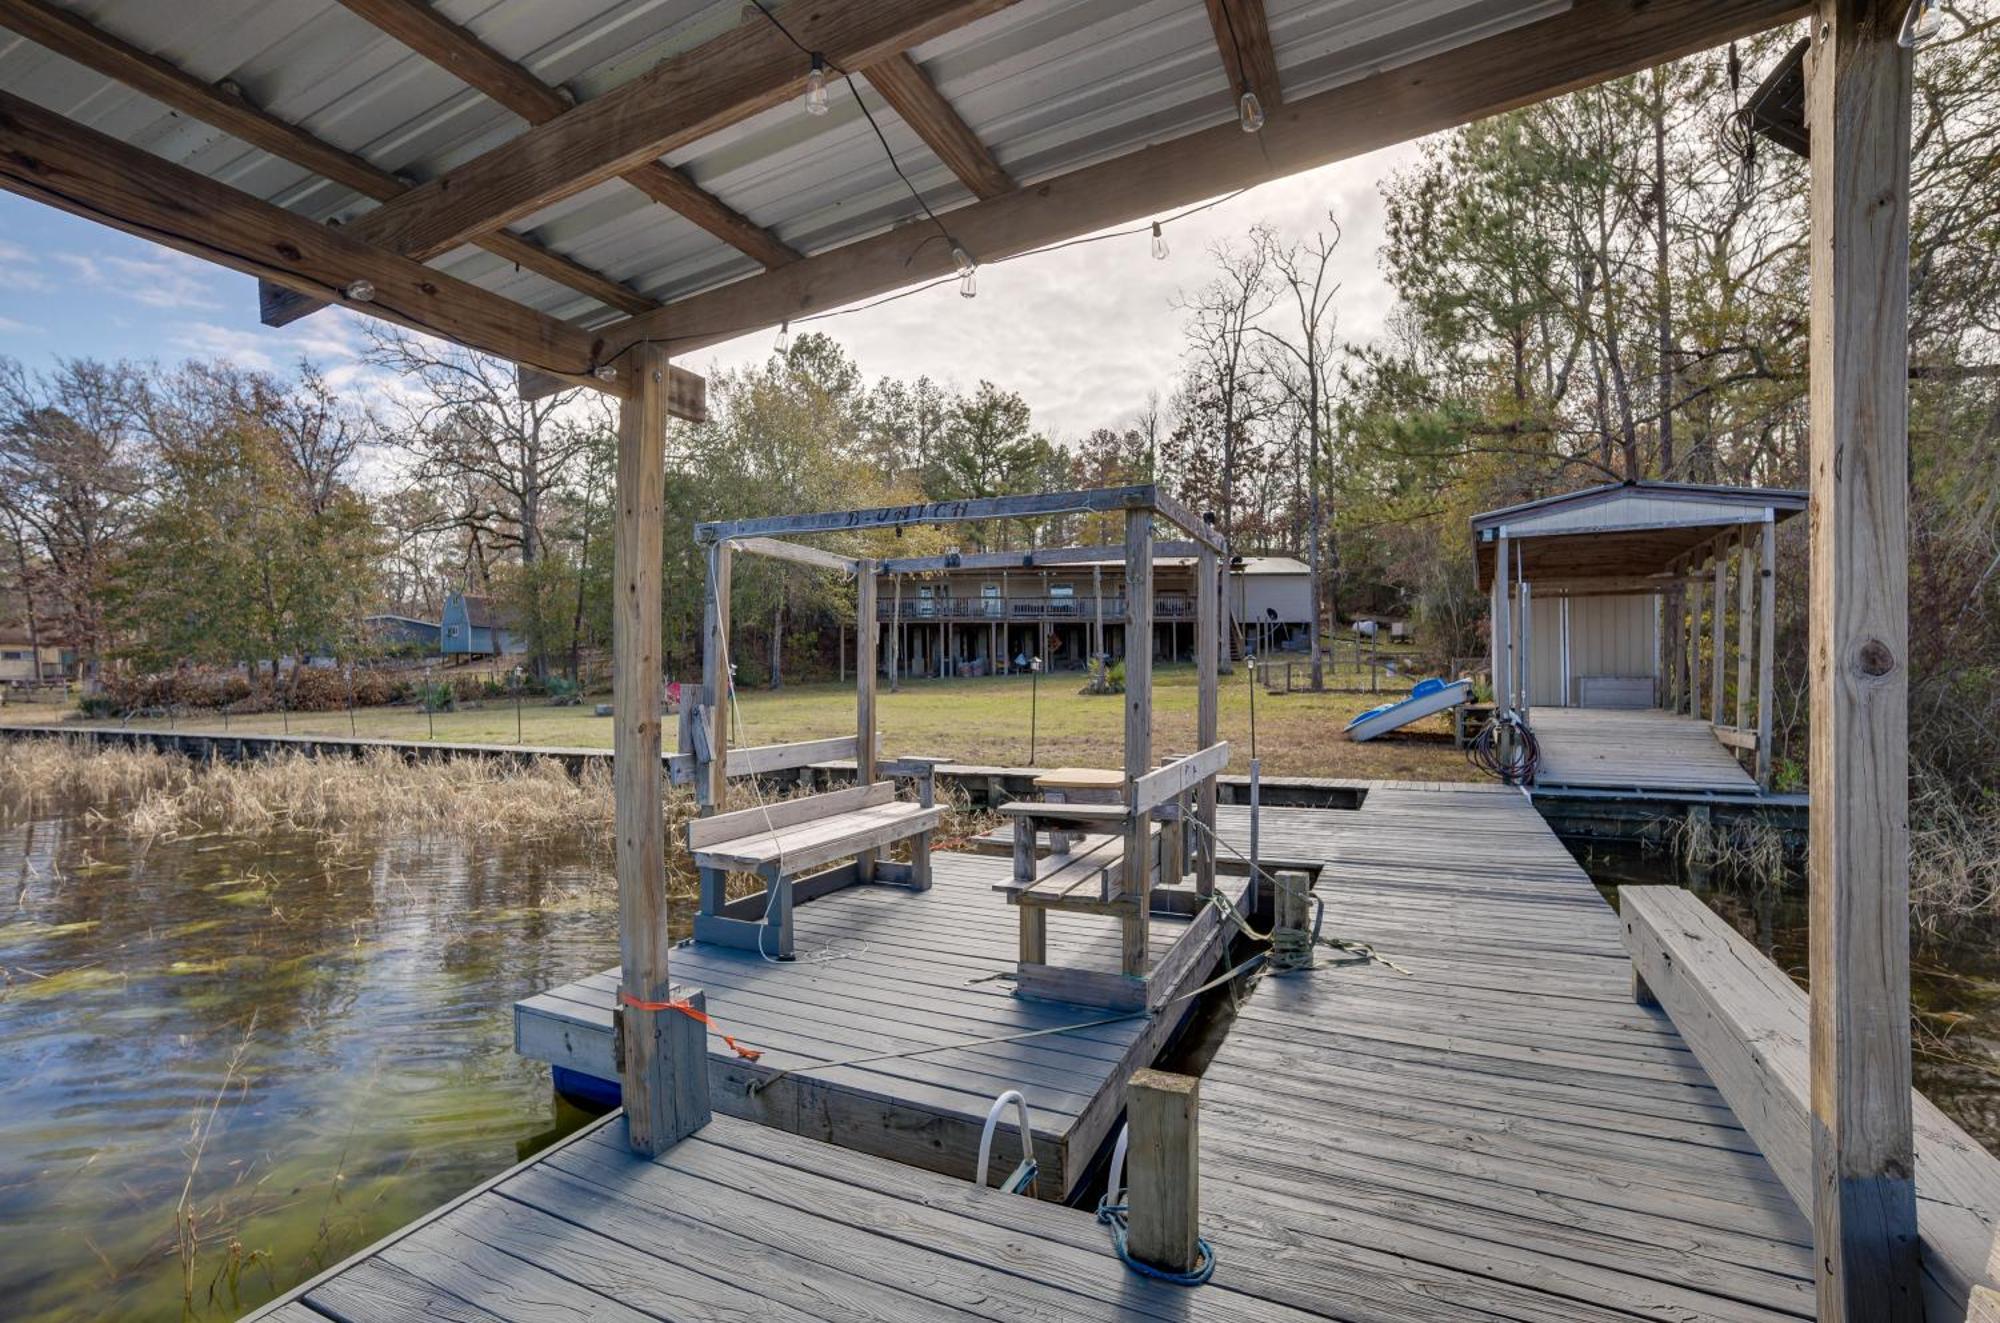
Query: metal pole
xmin=1029 ymin=657 xmax=1039 ymax=765
xmin=1247 ymin=655 xmax=1258 ymax=761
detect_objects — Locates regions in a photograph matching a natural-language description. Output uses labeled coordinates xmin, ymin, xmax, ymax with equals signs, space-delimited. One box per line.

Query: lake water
xmin=0 ymin=805 xmax=622 ymax=1322
xmin=5 ymin=788 xmax=1994 ymax=1323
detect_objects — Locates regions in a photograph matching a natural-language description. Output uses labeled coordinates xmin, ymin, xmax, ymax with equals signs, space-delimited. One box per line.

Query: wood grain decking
xmin=515 ymin=852 xmax=1239 ymax=1200
xmin=1531 ymin=706 xmax=1761 ymax=793
xmin=260 ymin=783 xmax=1816 ymax=1323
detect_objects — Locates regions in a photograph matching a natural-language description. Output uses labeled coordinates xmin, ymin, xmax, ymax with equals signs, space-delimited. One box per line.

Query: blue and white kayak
xmin=1344 ymin=677 xmax=1473 ymax=743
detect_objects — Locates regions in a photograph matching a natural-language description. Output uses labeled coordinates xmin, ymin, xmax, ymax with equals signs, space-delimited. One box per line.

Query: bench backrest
xmin=669 ymin=732 xmax=880 ymax=786
xmin=688 ymin=780 xmax=893 ymax=850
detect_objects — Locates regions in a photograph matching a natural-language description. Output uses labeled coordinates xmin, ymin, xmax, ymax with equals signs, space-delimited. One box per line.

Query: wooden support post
xmin=614 ymin=344 xmax=708 ymax=1154
xmin=856 ymin=558 xmax=879 ymax=882
xmin=1493 ymin=532 xmax=1511 ymax=712
xmin=1122 ymin=506 xmax=1154 ymax=975
xmin=1518 ymin=571 xmax=1532 ymax=721
xmin=1806 ymin=2 xmax=1918 ymax=1314
xmin=1653 ymin=591 xmax=1665 ymax=709
xmin=1711 ymin=549 xmax=1727 ymax=724
xmin=1758 ymin=521 xmax=1777 ymax=790
xmin=1093 ymin=563 xmax=1105 ymax=684
xmin=1736 ymin=525 xmax=1756 ymax=733
xmin=697 ymin=539 xmax=732 ymax=919
xmin=1194 ymin=541 xmax=1219 ymax=896
xmin=1687 ymin=565 xmax=1703 ymax=720
xmin=888 ymin=574 xmax=901 ymax=693
xmin=1126 ymin=1069 xmax=1201 ymax=1276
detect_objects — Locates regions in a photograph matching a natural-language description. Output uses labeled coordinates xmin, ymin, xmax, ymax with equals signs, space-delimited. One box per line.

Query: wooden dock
xmin=257 ymin=783 xmax=1823 ymax=1323
xmin=515 ymin=849 xmax=1240 ymax=1201
xmin=1530 ymin=706 xmax=1762 ymax=794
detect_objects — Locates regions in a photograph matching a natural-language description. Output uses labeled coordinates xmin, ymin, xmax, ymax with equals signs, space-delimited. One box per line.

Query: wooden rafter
xmin=336 ymin=0 xmax=1020 ymax=264
xmin=1203 ymin=0 xmax=1282 ymax=111
xmin=575 ymin=0 xmax=1808 ymax=372
xmin=0 ymin=88 xmax=706 ymax=417
xmin=0 ymin=0 xmax=654 ymax=322
xmin=334 ymin=0 xmax=798 ymax=270
xmin=860 ymin=53 xmax=1011 ymax=200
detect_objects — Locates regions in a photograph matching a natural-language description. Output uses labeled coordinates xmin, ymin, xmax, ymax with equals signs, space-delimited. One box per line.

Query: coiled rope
xmin=1095 ymin=1197 xmax=1216 ymax=1286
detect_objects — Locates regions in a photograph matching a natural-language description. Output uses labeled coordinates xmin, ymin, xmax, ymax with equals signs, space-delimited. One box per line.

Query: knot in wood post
xmin=1126 ymin=1068 xmax=1201 ymax=1275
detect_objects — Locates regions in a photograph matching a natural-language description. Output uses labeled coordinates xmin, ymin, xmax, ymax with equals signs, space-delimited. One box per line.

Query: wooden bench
xmin=681 ymin=734 xmax=946 ymax=958
xmin=1620 ymin=885 xmax=2000 ymax=1321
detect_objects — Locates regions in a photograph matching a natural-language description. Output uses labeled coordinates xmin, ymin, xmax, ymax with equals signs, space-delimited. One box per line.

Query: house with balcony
xmin=876 ymin=554 xmax=1313 ymax=679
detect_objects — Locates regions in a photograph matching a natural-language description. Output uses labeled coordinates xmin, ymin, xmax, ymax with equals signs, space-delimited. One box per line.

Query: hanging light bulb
xmin=1150 ymin=221 xmax=1169 ymax=261
xmin=804 ymin=53 xmax=830 ymax=116
xmin=1900 ymin=0 xmax=1942 ymax=47
xmin=593 ymin=364 xmax=618 ymax=383
xmin=343 ymin=278 xmax=376 ymax=302
xmin=1237 ymin=82 xmax=1265 ymax=134
xmin=773 ymin=320 xmax=790 ymax=355
xmin=952 ymin=244 xmax=977 ymax=299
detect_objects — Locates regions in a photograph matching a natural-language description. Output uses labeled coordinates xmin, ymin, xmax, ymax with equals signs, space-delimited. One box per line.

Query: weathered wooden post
xmin=1735 ymin=525 xmax=1755 ymax=736
xmin=888 ymin=573 xmax=901 ymax=693
xmin=1126 ymin=1068 xmax=1200 ymax=1276
xmin=1805 ymin=1 xmax=1917 ymax=1314
xmin=1711 ymin=548 xmax=1727 ymax=724
xmin=1122 ymin=504 xmax=1153 ymax=975
xmin=696 ymin=538 xmax=732 ymax=921
xmin=614 ymin=343 xmax=709 ymax=1155
xmin=1195 ymin=535 xmax=1219 ymax=896
xmin=1757 ymin=520 xmax=1776 ymax=791
xmin=856 ymin=558 xmax=879 ymax=882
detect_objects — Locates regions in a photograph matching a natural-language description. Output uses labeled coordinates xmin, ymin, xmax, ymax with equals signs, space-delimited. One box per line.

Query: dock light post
xmin=512 ymin=665 xmax=525 ymax=745
xmin=1031 ymin=655 xmax=1044 ymax=764
xmin=1245 ymin=654 xmax=1258 ymax=761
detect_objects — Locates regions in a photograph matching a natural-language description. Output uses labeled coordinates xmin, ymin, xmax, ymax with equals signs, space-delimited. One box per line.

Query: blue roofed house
xmin=439 ymin=593 xmax=526 ymax=658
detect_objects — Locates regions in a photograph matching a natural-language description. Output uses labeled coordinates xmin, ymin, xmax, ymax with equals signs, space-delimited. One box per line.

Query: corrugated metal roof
xmin=0 ymin=0 xmax=1571 ymax=332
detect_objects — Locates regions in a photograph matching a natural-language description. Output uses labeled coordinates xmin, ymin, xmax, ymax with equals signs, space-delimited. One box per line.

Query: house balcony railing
xmin=878 ymin=595 xmax=1196 ymax=622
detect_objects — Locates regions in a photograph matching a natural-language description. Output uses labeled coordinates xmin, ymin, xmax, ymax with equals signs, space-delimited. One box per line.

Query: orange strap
xmin=619 ymin=990 xmax=763 ymax=1062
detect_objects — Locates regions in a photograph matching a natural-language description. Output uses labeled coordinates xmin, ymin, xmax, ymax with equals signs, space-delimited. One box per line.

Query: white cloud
xmin=689 ymin=144 xmax=1418 ymax=439
xmin=0 ymin=238 xmax=52 ymax=293
xmin=0 ymin=314 xmax=32 ymax=334
xmin=54 ymin=248 xmax=220 ymax=311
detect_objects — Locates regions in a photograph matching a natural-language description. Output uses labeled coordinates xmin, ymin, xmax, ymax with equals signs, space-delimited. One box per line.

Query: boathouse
xmin=1474 ymin=481 xmax=1806 ymax=793
xmin=0 ymin=0 xmax=1971 ymax=1319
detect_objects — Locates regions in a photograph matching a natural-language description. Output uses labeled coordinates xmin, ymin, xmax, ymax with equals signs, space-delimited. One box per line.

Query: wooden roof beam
xmin=0 ymin=88 xmax=705 ymax=419
xmin=579 ymin=0 xmax=1808 ymax=370
xmin=337 ymin=0 xmax=1021 ymax=264
xmin=334 ymin=0 xmax=798 ymax=269
xmin=0 ymin=0 xmax=656 ymax=322
xmin=860 ymin=53 xmax=1011 ymax=200
xmin=1204 ymin=0 xmax=1282 ymax=114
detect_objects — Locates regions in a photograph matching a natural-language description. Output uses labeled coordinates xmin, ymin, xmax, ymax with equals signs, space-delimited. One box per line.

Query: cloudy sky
xmin=0 ymin=137 xmax=1419 ymax=444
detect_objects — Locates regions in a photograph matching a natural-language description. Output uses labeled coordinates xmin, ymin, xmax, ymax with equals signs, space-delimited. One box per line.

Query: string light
xmin=1238 ymin=83 xmax=1265 ymax=134
xmin=1150 ymin=221 xmax=1169 ymax=261
xmin=804 ymin=53 xmax=830 ymax=115
xmin=773 ymin=320 xmax=790 ymax=355
xmin=1900 ymin=0 xmax=1942 ymax=47
xmin=952 ymin=244 xmax=977 ymax=299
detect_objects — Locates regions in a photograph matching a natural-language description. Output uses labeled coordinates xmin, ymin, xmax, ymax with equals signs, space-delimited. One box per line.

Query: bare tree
xmin=1254 ymin=220 xmax=1344 ymax=689
xmin=1174 ymin=233 xmax=1278 ymax=545
xmin=0 ymin=357 xmax=149 ymax=686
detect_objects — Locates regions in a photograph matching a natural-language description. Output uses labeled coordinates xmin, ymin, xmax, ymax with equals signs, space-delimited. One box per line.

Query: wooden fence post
xmin=615 ymin=343 xmax=709 ymax=1155
xmin=1122 ymin=505 xmax=1154 ymax=975
xmin=1806 ymin=1 xmax=1918 ymax=1316
xmin=1127 ymin=1068 xmax=1200 ymax=1275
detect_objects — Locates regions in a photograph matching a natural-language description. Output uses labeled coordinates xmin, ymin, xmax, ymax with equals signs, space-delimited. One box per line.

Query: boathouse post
xmin=1805 ymin=0 xmax=1918 ymax=1314
xmin=1195 ymin=537 xmax=1219 ymax=895
xmin=1735 ymin=525 xmax=1755 ymax=735
xmin=1710 ymin=549 xmax=1727 ymax=722
xmin=1126 ymin=1068 xmax=1201 ymax=1275
xmin=1756 ymin=520 xmax=1777 ymax=791
xmin=616 ymin=343 xmax=711 ymax=1155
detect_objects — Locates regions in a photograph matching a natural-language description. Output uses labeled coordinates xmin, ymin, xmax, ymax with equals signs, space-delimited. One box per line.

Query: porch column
xmin=1806 ymin=1 xmax=1917 ymax=1315
xmin=615 ymin=344 xmax=709 ymax=1155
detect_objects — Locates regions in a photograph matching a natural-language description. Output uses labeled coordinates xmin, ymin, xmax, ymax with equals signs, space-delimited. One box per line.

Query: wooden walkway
xmin=259 ymin=782 xmax=1815 ymax=1323
xmin=515 ymin=851 xmax=1238 ymax=1200
xmin=1530 ymin=706 xmax=1761 ymax=793
xmin=1198 ymin=782 xmax=1814 ymax=1320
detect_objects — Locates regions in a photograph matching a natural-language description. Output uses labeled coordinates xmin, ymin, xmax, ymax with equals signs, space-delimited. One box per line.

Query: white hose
xmin=1106 ymin=1121 xmax=1130 ymax=1206
xmin=975 ymin=1089 xmax=1036 ymax=1191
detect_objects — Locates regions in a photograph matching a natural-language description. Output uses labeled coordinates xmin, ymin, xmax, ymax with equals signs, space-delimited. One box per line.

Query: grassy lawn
xmin=2 ymin=657 xmax=1477 ymax=781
